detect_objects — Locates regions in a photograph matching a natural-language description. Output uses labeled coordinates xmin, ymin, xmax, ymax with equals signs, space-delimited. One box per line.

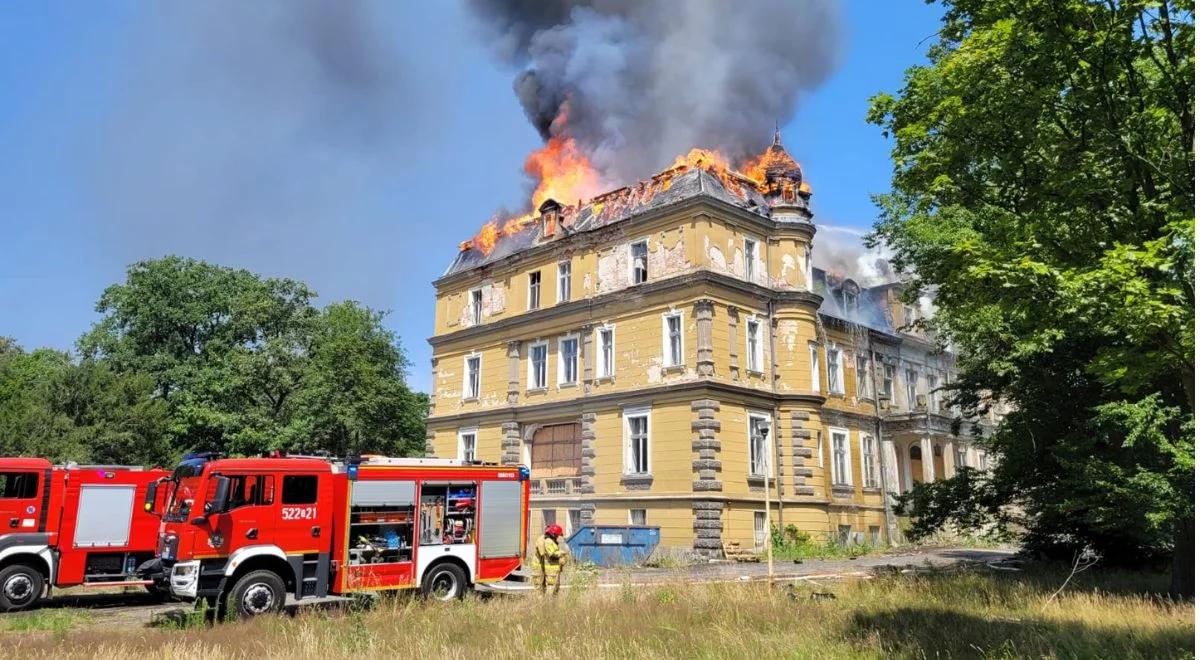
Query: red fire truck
xmin=146 ymin=454 xmax=530 ymax=617
xmin=0 ymin=458 xmax=169 ymax=612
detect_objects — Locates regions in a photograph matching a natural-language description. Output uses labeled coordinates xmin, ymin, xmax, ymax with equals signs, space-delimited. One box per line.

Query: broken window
xmin=663 ymin=312 xmax=683 ymax=367
xmin=631 ymin=240 xmax=649 ymax=284
xmin=810 ymin=344 xmax=821 ymax=391
xmin=748 ymin=413 xmax=771 ymax=477
xmin=827 ymin=345 xmax=844 ymax=395
xmin=458 ymin=429 xmax=476 ymax=462
xmin=469 ymin=288 xmax=484 ymax=326
xmin=528 ymin=272 xmax=541 ymax=310
xmin=856 ymin=355 xmax=872 ymax=398
xmin=558 ymin=335 xmax=578 ymax=385
xmin=557 ymin=261 xmax=571 ymax=303
xmin=624 ymin=409 xmax=650 ymax=475
xmin=746 ymin=317 xmax=763 ymax=372
xmin=527 ymin=342 xmax=547 ymax=390
xmin=861 ymin=434 xmax=879 ymax=488
xmin=463 ymin=355 xmax=481 ymax=399
xmin=597 ymin=326 xmax=614 ymax=378
xmin=830 ymin=428 xmax=852 ymax=487
xmin=743 ymin=238 xmax=758 ymax=281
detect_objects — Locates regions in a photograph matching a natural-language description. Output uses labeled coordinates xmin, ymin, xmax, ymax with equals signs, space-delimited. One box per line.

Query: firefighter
xmin=534 ymin=524 xmax=566 ymax=595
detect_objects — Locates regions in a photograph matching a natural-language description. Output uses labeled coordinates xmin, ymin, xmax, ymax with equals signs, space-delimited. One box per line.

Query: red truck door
xmin=274 ymin=473 xmax=329 ymax=554
xmin=212 ymin=473 xmax=277 ymax=552
xmin=0 ymin=469 xmax=47 ymax=533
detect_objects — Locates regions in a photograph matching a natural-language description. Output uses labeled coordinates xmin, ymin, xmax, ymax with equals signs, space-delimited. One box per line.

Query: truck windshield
xmin=163 ymin=459 xmax=208 ymax=523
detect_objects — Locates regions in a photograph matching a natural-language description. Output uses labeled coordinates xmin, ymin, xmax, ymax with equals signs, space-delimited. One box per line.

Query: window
xmin=0 ymin=472 xmax=39 ymax=499
xmin=281 ymin=475 xmax=318 ymax=504
xmin=856 ymin=355 xmax=872 ymax=398
xmin=838 ymin=525 xmax=853 ymax=545
xmin=841 ymin=289 xmax=858 ymax=314
xmin=541 ymin=509 xmax=557 ymax=529
xmin=624 ymin=408 xmax=651 ymax=475
xmin=558 ymin=334 xmax=579 ymax=385
xmin=804 ymin=246 xmax=813 ymax=291
xmin=528 ymin=341 xmax=548 ymax=390
xmin=596 ymin=325 xmax=615 ymax=379
xmin=469 ymin=288 xmax=483 ymax=326
xmin=955 ymin=448 xmax=967 ymax=469
xmin=809 ymin=344 xmax=821 ymax=391
xmin=458 ymin=428 xmax=477 ymax=462
xmin=906 ymin=368 xmax=919 ymax=411
xmin=743 ymin=238 xmax=758 ymax=280
xmin=629 ymin=509 xmax=647 ymax=526
xmin=631 ymin=240 xmax=649 ymax=284
xmin=746 ymin=317 xmax=763 ymax=373
xmin=227 ymin=475 xmax=274 ymax=510
xmin=927 ymin=374 xmax=940 ymax=413
xmin=754 ymin=511 xmax=767 ymax=547
xmin=882 ymin=363 xmax=895 ymax=400
xmin=861 ymin=434 xmax=879 ymax=488
xmin=748 ymin=413 xmax=771 ymax=477
xmin=826 ymin=345 xmax=844 ymax=395
xmin=662 ymin=312 xmax=684 ymax=368
xmin=463 ymin=354 xmax=481 ymax=399
xmin=568 ymin=509 xmax=582 ymax=534
xmin=528 ymin=272 xmax=541 ymax=310
xmin=557 ymin=261 xmax=571 ymax=303
xmin=830 ymin=428 xmax=852 ymax=487
xmin=978 ymin=451 xmax=990 ymax=471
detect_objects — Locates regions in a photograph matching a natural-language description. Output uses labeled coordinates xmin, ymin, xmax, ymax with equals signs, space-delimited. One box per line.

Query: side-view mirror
xmin=204 ymin=475 xmax=231 ymax=516
xmin=143 ymin=479 xmax=161 ymax=515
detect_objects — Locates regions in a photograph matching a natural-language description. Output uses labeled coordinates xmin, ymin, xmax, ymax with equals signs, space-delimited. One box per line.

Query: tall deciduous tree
xmin=79 ymin=257 xmax=427 ymax=460
xmin=868 ymin=0 xmax=1193 ymax=595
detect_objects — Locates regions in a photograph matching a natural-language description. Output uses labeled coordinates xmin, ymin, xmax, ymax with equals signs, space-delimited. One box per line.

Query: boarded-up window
xmin=530 ymin=423 xmax=582 ymax=477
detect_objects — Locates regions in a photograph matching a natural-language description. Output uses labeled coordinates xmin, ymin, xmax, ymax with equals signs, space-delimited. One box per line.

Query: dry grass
xmin=3 ymin=565 xmax=1192 ymax=659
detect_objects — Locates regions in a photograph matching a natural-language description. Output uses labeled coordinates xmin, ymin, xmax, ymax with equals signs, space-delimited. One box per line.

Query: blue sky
xmin=0 ymin=1 xmax=941 ymax=393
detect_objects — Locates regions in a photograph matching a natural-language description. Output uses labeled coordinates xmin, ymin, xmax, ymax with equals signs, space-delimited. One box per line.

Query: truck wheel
xmin=421 ymin=562 xmax=468 ymax=601
xmin=0 ymin=564 xmax=44 ymax=612
xmin=227 ymin=570 xmax=286 ymax=618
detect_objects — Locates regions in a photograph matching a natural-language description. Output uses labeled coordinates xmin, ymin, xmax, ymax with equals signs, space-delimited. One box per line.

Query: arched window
xmin=933 ymin=444 xmax=943 ymax=457
xmin=909 ymin=445 xmax=922 ymax=460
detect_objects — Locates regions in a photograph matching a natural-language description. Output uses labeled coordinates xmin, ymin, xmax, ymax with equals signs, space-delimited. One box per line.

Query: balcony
xmin=530 ymin=477 xmax=583 ymax=497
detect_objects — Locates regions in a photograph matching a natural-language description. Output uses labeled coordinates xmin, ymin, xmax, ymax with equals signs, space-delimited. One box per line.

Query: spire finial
xmin=773 ymin=122 xmax=781 ymax=146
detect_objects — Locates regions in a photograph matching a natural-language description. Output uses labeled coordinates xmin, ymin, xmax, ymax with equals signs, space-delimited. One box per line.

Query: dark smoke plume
xmin=467 ymin=0 xmax=843 ymax=182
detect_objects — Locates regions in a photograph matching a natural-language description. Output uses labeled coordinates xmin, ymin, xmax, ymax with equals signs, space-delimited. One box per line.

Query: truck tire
xmin=226 ymin=570 xmax=286 ymax=618
xmin=0 ymin=564 xmax=44 ymax=612
xmin=421 ymin=562 xmax=468 ymax=601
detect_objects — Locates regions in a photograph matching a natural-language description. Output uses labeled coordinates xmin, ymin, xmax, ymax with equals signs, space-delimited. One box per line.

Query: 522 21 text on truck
xmin=143 ymin=454 xmax=531 ymax=617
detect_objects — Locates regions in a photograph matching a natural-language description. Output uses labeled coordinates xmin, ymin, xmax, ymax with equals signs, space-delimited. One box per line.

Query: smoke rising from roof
xmin=814 ymin=224 xmax=896 ymax=286
xmin=466 ymin=0 xmax=843 ymax=184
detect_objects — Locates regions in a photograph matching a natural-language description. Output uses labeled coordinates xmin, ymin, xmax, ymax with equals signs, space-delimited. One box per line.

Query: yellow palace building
xmin=425 ymin=136 xmax=991 ymax=555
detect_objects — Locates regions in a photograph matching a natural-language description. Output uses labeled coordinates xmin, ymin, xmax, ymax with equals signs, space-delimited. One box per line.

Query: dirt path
xmin=6 ymin=546 xmax=1014 ymax=630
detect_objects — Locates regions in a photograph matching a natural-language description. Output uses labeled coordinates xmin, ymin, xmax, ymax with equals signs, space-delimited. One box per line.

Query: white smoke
xmin=467 ymin=0 xmax=844 ymax=182
xmin=813 ymin=224 xmax=895 ymax=286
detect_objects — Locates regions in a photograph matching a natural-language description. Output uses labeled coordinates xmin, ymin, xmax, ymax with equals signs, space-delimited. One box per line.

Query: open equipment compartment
xmin=419 ymin=482 xmax=477 ymax=545
xmin=348 ymin=479 xmax=416 ymax=565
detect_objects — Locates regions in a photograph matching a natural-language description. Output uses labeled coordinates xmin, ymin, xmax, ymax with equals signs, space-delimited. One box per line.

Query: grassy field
xmin=2 ymin=565 xmax=1192 ymax=659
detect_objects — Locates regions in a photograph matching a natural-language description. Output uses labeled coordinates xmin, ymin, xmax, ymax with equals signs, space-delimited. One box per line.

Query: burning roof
xmin=445 ymin=139 xmax=813 ymax=277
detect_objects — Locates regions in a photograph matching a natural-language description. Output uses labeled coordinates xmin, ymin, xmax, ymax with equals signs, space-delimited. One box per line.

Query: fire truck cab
xmin=0 ymin=458 xmax=168 ymax=612
xmin=149 ymin=454 xmax=529 ymax=617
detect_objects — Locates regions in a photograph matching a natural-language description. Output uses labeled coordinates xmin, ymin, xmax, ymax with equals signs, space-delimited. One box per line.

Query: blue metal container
xmin=564 ymin=525 xmax=661 ymax=567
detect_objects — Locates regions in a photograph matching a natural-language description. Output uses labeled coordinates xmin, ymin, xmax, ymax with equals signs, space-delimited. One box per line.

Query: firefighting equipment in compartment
xmin=534 ymin=534 xmax=565 ymax=594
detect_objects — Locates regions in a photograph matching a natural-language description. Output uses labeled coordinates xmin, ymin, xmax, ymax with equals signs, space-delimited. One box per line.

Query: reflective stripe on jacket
xmin=535 ymin=536 xmax=563 ymax=566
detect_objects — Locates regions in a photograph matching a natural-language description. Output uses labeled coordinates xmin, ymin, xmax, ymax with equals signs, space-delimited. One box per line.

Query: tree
xmin=79 ymin=257 xmax=428 ymax=459
xmin=0 ymin=343 xmax=171 ymax=466
xmin=868 ymin=0 xmax=1193 ymax=595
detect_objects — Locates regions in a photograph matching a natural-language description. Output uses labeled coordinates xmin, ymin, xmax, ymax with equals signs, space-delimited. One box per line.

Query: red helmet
xmin=545 ymin=523 xmax=564 ymax=538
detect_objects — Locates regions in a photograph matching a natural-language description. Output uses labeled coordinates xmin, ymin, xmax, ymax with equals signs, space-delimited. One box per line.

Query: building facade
xmin=425 ymin=138 xmax=989 ymax=555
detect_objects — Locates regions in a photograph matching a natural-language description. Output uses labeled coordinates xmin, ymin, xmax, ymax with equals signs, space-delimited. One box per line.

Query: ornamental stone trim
xmin=691 ymin=399 xmax=723 ymax=493
xmin=580 ymin=414 xmax=597 ymax=493
xmin=620 ymin=475 xmax=653 ymax=491
xmin=692 ymin=500 xmax=724 ymax=554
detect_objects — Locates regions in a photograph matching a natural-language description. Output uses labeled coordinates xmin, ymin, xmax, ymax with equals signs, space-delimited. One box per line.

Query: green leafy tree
xmin=79 ymin=257 xmax=428 ymax=459
xmin=868 ymin=0 xmax=1193 ymax=595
